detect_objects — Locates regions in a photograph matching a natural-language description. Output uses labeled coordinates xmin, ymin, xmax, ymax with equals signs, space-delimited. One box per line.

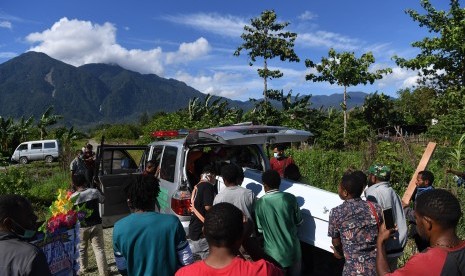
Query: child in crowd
xmin=176 ymin=202 xmax=283 ymax=276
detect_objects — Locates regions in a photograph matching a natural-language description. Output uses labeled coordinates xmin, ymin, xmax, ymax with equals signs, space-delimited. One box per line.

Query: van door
xmin=29 ymin=142 xmax=44 ymax=161
xmin=12 ymin=143 xmax=28 ymax=162
xmin=43 ymin=141 xmax=58 ymax=161
xmin=96 ymin=145 xmax=148 ymax=227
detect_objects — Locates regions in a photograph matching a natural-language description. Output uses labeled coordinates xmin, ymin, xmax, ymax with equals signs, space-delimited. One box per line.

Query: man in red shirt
xmin=176 ymin=202 xmax=283 ymax=276
xmin=269 ymin=145 xmax=294 ymax=178
xmin=376 ymin=189 xmax=465 ymax=275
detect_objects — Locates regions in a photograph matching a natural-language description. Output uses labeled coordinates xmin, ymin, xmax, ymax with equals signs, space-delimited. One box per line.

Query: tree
xmin=37 ymin=106 xmax=63 ymax=140
xmin=188 ymin=94 xmax=242 ymax=128
xmin=234 ymin=10 xmax=299 ymax=102
xmin=394 ymin=0 xmax=465 ymax=111
xmin=0 ymin=116 xmax=14 ymax=152
xmin=362 ymin=92 xmax=403 ymax=130
xmin=305 ymin=48 xmax=391 ymax=144
xmin=395 ymin=87 xmax=437 ymax=125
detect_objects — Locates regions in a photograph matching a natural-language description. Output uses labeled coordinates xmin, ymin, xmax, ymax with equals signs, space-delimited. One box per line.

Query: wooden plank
xmin=402 ymin=142 xmax=437 ymax=204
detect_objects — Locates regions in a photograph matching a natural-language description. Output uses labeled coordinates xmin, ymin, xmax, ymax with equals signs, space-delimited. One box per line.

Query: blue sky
xmin=0 ymin=0 xmax=451 ymax=101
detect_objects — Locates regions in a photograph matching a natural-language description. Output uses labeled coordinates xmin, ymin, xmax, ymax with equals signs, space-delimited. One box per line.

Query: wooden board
xmin=402 ymin=142 xmax=437 ymax=204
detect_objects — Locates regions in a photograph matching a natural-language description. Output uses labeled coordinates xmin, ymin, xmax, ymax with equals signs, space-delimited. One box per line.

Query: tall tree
xmin=37 ymin=106 xmax=63 ymax=140
xmin=363 ymin=92 xmax=403 ymax=130
xmin=0 ymin=116 xmax=14 ymax=152
xmin=395 ymin=87 xmax=437 ymax=125
xmin=305 ymin=48 xmax=391 ymax=144
xmin=394 ymin=0 xmax=465 ymax=111
xmin=234 ymin=10 xmax=299 ymax=102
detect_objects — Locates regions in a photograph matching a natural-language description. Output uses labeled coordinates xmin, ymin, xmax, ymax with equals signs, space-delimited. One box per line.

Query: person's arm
xmin=113 ymin=232 xmax=128 ymax=275
xmin=331 ymin=237 xmax=344 ymax=259
xmin=376 ymin=224 xmax=397 ymax=275
xmin=175 ymin=220 xmax=194 ymax=265
xmin=446 ymin=168 xmax=465 ymax=178
xmin=29 ymin=250 xmax=52 ymax=276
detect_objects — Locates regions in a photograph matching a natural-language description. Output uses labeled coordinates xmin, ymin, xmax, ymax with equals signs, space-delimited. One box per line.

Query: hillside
xmin=0 ymin=52 xmax=368 ymax=126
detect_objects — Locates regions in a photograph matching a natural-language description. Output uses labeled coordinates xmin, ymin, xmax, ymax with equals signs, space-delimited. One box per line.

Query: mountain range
xmin=0 ymin=52 xmax=368 ymax=127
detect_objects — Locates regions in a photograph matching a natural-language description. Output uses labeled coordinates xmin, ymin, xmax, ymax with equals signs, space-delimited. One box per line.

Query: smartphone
xmin=383 ymin=208 xmax=395 ymax=229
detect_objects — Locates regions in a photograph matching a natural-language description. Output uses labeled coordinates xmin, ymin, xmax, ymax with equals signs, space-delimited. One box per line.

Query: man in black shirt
xmin=188 ymin=165 xmax=217 ymax=259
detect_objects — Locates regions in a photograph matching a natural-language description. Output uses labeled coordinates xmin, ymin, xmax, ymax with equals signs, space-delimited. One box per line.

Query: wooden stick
xmin=402 ymin=142 xmax=437 ymax=205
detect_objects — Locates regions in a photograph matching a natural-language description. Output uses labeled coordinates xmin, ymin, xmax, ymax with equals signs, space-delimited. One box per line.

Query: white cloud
xmin=298 ymin=31 xmax=360 ymax=51
xmin=375 ymin=66 xmax=419 ymax=90
xmin=25 ymin=17 xmax=210 ymax=75
xmin=175 ymin=70 xmax=262 ymax=100
xmin=165 ymin=37 xmax=210 ymax=64
xmin=163 ymin=13 xmax=246 ymax=38
xmin=0 ymin=51 xmax=17 ymax=58
xmin=0 ymin=21 xmax=12 ymax=29
xmin=298 ymin=11 xmax=318 ymax=21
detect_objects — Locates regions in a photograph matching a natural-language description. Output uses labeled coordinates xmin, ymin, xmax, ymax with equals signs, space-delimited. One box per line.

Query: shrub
xmin=0 ymin=167 xmax=33 ymax=196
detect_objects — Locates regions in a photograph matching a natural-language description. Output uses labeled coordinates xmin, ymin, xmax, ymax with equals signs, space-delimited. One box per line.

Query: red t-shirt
xmin=175 ymin=257 xmax=283 ymax=276
xmin=270 ymin=157 xmax=294 ymax=177
xmin=388 ymin=241 xmax=465 ymax=275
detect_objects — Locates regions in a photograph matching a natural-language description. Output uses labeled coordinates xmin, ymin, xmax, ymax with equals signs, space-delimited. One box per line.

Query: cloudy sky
xmin=0 ymin=0 xmax=451 ymax=101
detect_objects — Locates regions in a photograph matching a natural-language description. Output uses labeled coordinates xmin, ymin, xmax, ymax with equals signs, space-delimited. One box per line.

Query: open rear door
xmin=99 ymin=174 xmax=136 ymax=227
xmin=96 ymin=144 xmax=148 ymax=227
xmin=185 ymin=125 xmax=312 ymax=147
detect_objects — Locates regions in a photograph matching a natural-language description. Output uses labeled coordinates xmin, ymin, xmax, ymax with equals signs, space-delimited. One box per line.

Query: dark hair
xmin=72 ymin=174 xmax=87 ymax=188
xmin=204 ymin=202 xmax=243 ymax=248
xmin=146 ymin=160 xmax=158 ymax=169
xmin=283 ymin=163 xmax=302 ymax=181
xmin=0 ymin=194 xmax=31 ymax=221
xmin=274 ymin=145 xmax=285 ymax=151
xmin=351 ymin=170 xmax=368 ymax=188
xmin=262 ymin=170 xmax=281 ymax=189
xmin=86 ymin=144 xmax=93 ymax=150
xmin=202 ymin=164 xmax=216 ymax=175
xmin=418 ymin=170 xmax=434 ymax=185
xmin=340 ymin=171 xmax=365 ymax=197
xmin=236 ymin=165 xmax=244 ymax=185
xmin=221 ymin=164 xmax=239 ymax=184
xmin=415 ymin=189 xmax=461 ymax=229
xmin=124 ymin=174 xmax=160 ymax=211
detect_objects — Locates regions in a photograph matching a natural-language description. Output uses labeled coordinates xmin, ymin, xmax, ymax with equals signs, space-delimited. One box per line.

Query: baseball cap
xmin=367 ymin=164 xmax=391 ymax=180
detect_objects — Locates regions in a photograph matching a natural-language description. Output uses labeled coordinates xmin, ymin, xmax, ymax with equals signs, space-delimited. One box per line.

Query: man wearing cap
xmin=365 ymin=164 xmax=407 ymax=271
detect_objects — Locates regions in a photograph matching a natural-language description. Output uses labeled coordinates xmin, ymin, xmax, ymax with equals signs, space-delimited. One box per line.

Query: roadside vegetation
xmin=0 ymin=0 xmax=465 ymax=272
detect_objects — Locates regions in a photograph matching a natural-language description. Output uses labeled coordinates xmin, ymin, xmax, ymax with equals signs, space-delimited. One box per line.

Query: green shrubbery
xmin=0 ymin=166 xmax=32 ymax=196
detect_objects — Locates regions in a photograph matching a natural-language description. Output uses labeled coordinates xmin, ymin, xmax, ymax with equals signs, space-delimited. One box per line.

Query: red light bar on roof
xmin=151 ymin=130 xmax=179 ymax=138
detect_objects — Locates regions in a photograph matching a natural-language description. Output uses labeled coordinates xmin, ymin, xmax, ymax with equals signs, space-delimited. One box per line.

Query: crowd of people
xmin=1 ymin=143 xmax=465 ymax=275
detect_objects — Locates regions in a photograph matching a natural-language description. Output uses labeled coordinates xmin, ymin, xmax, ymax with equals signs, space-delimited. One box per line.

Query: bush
xmin=0 ymin=167 xmax=33 ymax=196
xmin=92 ymin=124 xmax=142 ymax=140
xmin=289 ymin=148 xmax=364 ymax=192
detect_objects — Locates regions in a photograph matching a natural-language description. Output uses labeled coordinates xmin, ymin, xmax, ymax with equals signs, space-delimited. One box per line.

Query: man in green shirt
xmin=255 ymin=170 xmax=303 ymax=276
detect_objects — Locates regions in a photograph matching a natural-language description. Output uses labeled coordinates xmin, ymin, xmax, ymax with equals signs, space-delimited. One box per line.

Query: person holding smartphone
xmin=365 ymin=164 xmax=407 ymax=271
xmin=377 ymin=189 xmax=465 ymax=275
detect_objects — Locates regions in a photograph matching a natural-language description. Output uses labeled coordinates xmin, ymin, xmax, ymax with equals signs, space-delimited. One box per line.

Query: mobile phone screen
xmin=383 ymin=208 xmax=395 ymax=229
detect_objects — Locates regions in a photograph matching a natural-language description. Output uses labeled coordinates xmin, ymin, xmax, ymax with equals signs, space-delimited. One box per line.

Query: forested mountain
xmin=0 ymin=52 xmax=367 ymax=126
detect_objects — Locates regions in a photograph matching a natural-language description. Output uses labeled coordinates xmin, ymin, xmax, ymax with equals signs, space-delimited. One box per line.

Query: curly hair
xmin=341 ymin=171 xmax=365 ymax=198
xmin=204 ymin=202 xmax=243 ymax=248
xmin=262 ymin=170 xmax=281 ymax=189
xmin=124 ymin=174 xmax=160 ymax=211
xmin=415 ymin=189 xmax=461 ymax=229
